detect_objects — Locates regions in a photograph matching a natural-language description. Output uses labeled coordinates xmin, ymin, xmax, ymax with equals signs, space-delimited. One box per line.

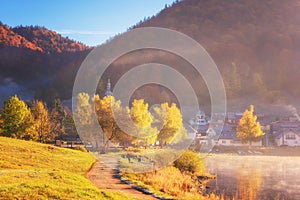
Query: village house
xmin=271 ymin=117 xmax=300 ymax=146
xmin=216 ymin=124 xmax=263 ymax=147
xmin=191 ymin=110 xmax=267 ymax=147
xmin=274 ymin=128 xmax=300 ymax=146
xmin=191 ymin=109 xmax=300 ymax=147
xmin=189 ymin=110 xmax=208 ymax=126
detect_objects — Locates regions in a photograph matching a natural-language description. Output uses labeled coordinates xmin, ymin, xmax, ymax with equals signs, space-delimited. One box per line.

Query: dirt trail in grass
xmin=87 ymin=155 xmax=158 ymax=200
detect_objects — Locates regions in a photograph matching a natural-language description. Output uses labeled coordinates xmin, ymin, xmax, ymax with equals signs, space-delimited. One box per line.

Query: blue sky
xmin=0 ymin=0 xmax=175 ymax=46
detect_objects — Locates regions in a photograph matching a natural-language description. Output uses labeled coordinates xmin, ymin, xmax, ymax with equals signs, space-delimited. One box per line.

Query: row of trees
xmin=0 ymin=94 xmax=264 ymax=148
xmin=0 ymin=93 xmax=187 ymax=149
xmin=0 ymin=95 xmax=76 ymax=143
xmin=74 ymin=93 xmax=187 ymax=149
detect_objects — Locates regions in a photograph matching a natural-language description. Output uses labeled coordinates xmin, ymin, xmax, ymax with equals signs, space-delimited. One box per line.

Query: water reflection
xmin=205 ymin=155 xmax=300 ymax=200
xmin=236 ymin=169 xmax=262 ymax=200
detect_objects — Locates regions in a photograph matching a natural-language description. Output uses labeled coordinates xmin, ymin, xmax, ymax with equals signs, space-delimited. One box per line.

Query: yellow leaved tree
xmin=32 ymin=100 xmax=53 ymax=143
xmin=94 ymin=95 xmax=133 ymax=150
xmin=130 ymin=99 xmax=158 ymax=147
xmin=155 ymin=103 xmax=187 ymax=146
xmin=236 ymin=105 xmax=264 ymax=146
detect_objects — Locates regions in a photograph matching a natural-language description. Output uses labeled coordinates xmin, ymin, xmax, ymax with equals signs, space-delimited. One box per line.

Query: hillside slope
xmin=1 ymin=0 xmax=300 ymax=107
xmin=0 ymin=22 xmax=91 ymax=103
xmin=0 ymin=137 xmax=133 ymax=199
xmin=102 ymin=0 xmax=300 ymax=107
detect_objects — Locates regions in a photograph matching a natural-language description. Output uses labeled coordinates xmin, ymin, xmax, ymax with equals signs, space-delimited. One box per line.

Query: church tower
xmin=195 ymin=110 xmax=207 ymax=126
xmin=104 ymin=79 xmax=113 ymax=96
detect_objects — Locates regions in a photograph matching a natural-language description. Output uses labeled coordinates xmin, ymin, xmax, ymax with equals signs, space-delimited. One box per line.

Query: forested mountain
xmin=0 ymin=22 xmax=89 ymax=53
xmin=12 ymin=26 xmax=89 ymax=53
xmin=0 ymin=21 xmax=91 ymax=103
xmin=0 ymin=22 xmax=42 ymax=51
xmin=106 ymin=0 xmax=300 ymax=106
xmin=1 ymin=0 xmax=300 ymax=107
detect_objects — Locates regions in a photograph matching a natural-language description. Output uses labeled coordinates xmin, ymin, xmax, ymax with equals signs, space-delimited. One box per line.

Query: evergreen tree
xmin=63 ymin=110 xmax=78 ymax=140
xmin=0 ymin=113 xmax=3 ymax=135
xmin=232 ymin=63 xmax=241 ymax=91
xmin=236 ymin=105 xmax=264 ymax=146
xmin=226 ymin=62 xmax=242 ymax=97
xmin=1 ymin=95 xmax=35 ymax=140
xmin=50 ymin=98 xmax=65 ymax=139
xmin=32 ymin=100 xmax=53 ymax=143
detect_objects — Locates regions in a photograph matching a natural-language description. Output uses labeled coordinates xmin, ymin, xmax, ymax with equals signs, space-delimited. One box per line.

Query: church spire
xmin=104 ymin=79 xmax=113 ymax=96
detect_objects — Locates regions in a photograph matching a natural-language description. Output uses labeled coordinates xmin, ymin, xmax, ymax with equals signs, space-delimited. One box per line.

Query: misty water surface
xmin=204 ymin=155 xmax=300 ymax=200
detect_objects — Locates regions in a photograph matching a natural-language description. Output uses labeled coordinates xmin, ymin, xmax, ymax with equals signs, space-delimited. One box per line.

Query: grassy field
xmin=0 ymin=136 xmax=134 ymax=200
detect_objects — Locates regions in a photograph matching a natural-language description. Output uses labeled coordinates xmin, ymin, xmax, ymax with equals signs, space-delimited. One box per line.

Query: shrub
xmin=74 ymin=145 xmax=88 ymax=152
xmin=173 ymin=150 xmax=205 ymax=174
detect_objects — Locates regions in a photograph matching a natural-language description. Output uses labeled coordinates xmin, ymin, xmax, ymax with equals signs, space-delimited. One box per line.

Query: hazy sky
xmin=0 ymin=0 xmax=175 ymax=46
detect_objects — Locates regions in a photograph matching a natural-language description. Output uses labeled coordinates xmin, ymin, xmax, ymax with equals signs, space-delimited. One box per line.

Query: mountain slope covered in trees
xmin=0 ymin=21 xmax=89 ymax=53
xmin=106 ymin=0 xmax=300 ymax=106
xmin=1 ymin=0 xmax=300 ymax=106
xmin=0 ymin=21 xmax=91 ymax=103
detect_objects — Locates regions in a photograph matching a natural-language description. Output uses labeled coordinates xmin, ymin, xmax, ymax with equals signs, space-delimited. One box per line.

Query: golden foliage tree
xmin=130 ymin=99 xmax=158 ymax=147
xmin=32 ymin=100 xmax=53 ymax=143
xmin=130 ymin=99 xmax=152 ymax=127
xmin=155 ymin=103 xmax=187 ymax=146
xmin=236 ymin=105 xmax=264 ymax=145
xmin=74 ymin=92 xmax=93 ymax=126
xmin=74 ymin=92 xmax=97 ymax=149
xmin=94 ymin=95 xmax=133 ymax=149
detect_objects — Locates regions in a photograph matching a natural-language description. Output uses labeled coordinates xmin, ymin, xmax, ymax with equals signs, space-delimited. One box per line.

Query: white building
xmin=189 ymin=110 xmax=207 ymax=126
xmin=274 ymin=128 xmax=300 ymax=146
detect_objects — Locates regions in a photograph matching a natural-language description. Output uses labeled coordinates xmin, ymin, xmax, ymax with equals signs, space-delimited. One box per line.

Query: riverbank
xmin=210 ymin=146 xmax=300 ymax=156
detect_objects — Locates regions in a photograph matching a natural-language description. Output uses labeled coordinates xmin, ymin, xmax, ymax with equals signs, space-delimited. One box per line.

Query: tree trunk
xmin=249 ymin=141 xmax=252 ymax=149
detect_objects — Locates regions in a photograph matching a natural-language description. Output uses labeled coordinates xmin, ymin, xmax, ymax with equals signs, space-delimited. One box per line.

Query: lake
xmin=204 ymin=155 xmax=300 ymax=200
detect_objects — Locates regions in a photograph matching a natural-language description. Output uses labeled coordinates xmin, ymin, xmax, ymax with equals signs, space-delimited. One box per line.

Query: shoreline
xmin=205 ymin=146 xmax=300 ymax=157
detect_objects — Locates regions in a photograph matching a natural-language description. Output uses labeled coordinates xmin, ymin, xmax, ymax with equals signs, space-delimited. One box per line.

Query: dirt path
xmin=87 ymin=155 xmax=158 ymax=200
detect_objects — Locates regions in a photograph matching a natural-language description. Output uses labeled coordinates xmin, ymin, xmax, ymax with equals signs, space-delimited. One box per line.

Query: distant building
xmin=227 ymin=112 xmax=237 ymax=124
xmin=192 ymin=110 xmax=265 ymax=147
xmin=274 ymin=128 xmax=300 ymax=146
xmin=190 ymin=110 xmax=207 ymax=126
xmin=104 ymin=79 xmax=113 ymax=96
xmin=271 ymin=117 xmax=300 ymax=146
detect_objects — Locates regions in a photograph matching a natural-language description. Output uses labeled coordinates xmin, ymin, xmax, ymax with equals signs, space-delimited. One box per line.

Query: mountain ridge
xmin=0 ymin=21 xmax=91 ymax=103
xmin=0 ymin=22 xmax=42 ymax=52
xmin=0 ymin=21 xmax=90 ymax=54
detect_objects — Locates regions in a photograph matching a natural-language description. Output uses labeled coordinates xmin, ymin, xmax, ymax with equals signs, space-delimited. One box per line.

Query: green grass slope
xmin=0 ymin=137 xmax=133 ymax=200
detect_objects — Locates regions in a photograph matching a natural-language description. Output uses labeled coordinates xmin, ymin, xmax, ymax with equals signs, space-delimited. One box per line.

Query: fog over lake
xmin=204 ymin=155 xmax=300 ymax=200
